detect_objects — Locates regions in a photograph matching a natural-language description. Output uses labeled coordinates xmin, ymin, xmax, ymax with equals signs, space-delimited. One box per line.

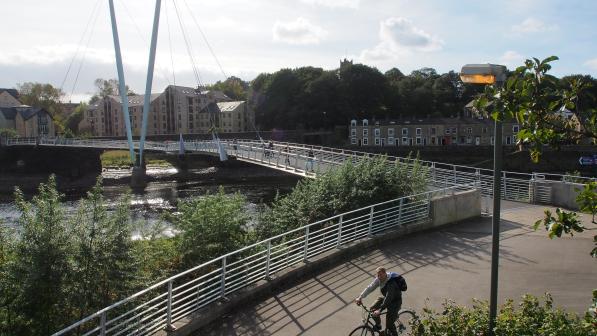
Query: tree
xmin=70 ymin=177 xmax=138 ymax=319
xmin=207 ymin=76 xmax=249 ymax=100
xmin=168 ymin=187 xmax=250 ymax=267
xmin=9 ymin=176 xmax=74 ymax=335
xmin=63 ymin=102 xmax=86 ymax=136
xmin=89 ymin=78 xmax=136 ymax=104
xmin=475 ymin=56 xmax=597 ymax=258
xmin=17 ymin=82 xmax=64 ymax=117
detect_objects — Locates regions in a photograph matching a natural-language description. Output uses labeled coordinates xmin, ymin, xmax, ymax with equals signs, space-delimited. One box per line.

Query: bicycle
xmin=349 ymin=304 xmax=418 ymax=336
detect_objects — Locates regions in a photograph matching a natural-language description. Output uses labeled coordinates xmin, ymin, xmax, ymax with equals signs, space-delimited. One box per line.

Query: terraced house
xmin=349 ymin=117 xmax=521 ymax=147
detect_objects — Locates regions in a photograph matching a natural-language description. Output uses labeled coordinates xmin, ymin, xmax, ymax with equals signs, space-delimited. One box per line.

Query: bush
xmin=168 ymin=187 xmax=251 ymax=267
xmin=256 ymin=155 xmax=427 ymax=239
xmin=414 ymin=294 xmax=596 ymax=336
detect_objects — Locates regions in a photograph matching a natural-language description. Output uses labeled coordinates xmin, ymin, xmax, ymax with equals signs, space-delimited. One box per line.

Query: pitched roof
xmin=108 ymin=94 xmax=161 ymax=107
xmin=217 ymin=101 xmax=244 ymax=112
xmin=0 ymin=106 xmax=49 ymax=121
xmin=0 ymin=88 xmax=19 ymax=100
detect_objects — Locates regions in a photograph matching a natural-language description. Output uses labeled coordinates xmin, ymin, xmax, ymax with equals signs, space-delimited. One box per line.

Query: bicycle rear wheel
xmin=348 ymin=325 xmax=376 ymax=336
xmin=396 ymin=309 xmax=418 ymax=335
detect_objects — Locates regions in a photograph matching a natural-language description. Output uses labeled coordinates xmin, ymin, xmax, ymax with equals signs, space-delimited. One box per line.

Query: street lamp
xmin=460 ymin=63 xmax=507 ymax=336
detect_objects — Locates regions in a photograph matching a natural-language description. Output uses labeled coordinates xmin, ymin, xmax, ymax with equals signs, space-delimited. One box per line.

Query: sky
xmin=1 ymin=0 xmax=596 ymax=103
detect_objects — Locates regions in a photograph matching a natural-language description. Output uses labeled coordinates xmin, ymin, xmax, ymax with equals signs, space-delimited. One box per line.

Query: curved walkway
xmin=195 ymin=201 xmax=596 ymax=336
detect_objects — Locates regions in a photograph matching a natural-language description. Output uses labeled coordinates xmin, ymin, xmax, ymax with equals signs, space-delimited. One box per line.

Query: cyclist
xmin=355 ymin=267 xmax=404 ymax=336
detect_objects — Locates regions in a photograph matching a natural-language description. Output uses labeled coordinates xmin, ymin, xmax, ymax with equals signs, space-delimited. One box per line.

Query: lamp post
xmin=460 ymin=63 xmax=507 ymax=336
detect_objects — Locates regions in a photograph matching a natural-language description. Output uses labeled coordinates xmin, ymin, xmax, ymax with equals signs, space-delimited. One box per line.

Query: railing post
xmin=100 ymin=311 xmax=107 ymax=336
xmin=398 ymin=198 xmax=404 ymax=225
xmin=220 ymin=257 xmax=227 ymax=298
xmin=166 ymin=280 xmax=174 ymax=329
xmin=453 ymin=165 xmax=457 ymax=185
xmin=431 ymin=162 xmax=436 ymax=185
xmin=265 ymin=239 xmax=271 ymax=279
xmin=303 ymin=226 xmax=310 ymax=261
xmin=337 ymin=215 xmax=344 ymax=248
xmin=368 ymin=206 xmax=374 ymax=237
xmin=295 ymin=152 xmax=299 ymax=172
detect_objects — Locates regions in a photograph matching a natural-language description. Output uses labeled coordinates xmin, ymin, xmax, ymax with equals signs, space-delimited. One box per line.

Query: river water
xmin=0 ymin=165 xmax=302 ymax=236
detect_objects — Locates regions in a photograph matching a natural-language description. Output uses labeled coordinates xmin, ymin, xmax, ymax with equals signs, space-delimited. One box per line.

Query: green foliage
xmin=64 ymin=102 xmax=86 ymax=135
xmin=70 ymin=178 xmax=138 ymax=318
xmin=0 ymin=176 xmax=139 ymax=335
xmin=17 ymin=82 xmax=64 ymax=117
xmin=207 ymin=76 xmax=249 ymax=100
xmin=414 ymin=294 xmax=595 ymax=336
xmin=9 ymin=176 xmax=74 ymax=335
xmin=251 ymin=63 xmax=475 ymax=130
xmin=476 ymin=56 xmax=597 ymax=162
xmin=256 ymin=155 xmax=427 ymax=239
xmin=101 ymin=150 xmax=133 ymax=168
xmin=168 ymin=187 xmax=250 ymax=267
xmin=0 ymin=128 xmax=17 ymax=138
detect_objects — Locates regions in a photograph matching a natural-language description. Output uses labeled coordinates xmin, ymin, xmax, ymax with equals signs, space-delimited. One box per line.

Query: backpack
xmin=394 ymin=275 xmax=407 ymax=292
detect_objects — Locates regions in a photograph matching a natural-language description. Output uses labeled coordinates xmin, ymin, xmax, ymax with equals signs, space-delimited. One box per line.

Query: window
xmin=374 ymin=128 xmax=380 ymax=136
xmin=388 ymin=137 xmax=395 ymax=145
xmin=375 ymin=138 xmax=380 ymax=146
xmin=506 ymin=136 xmax=511 ymax=145
xmin=445 ymin=128 xmax=450 ymax=134
xmin=416 ymin=137 xmax=421 ymax=145
xmin=431 ymin=127 xmax=436 ymax=135
xmin=416 ymin=128 xmax=421 ymax=135
xmin=402 ymin=137 xmax=408 ymax=145
xmin=363 ymin=137 xmax=368 ymax=145
xmin=431 ymin=136 xmax=436 ymax=145
xmin=363 ymin=119 xmax=368 ymax=126
xmin=513 ymin=125 xmax=519 ymax=133
xmin=467 ymin=127 xmax=472 ymax=134
xmin=451 ymin=127 xmax=457 ymax=134
xmin=388 ymin=128 xmax=395 ymax=137
xmin=363 ymin=129 xmax=369 ymax=137
xmin=466 ymin=136 xmax=472 ymax=144
xmin=402 ymin=128 xmax=408 ymax=135
xmin=351 ymin=137 xmax=357 ymax=145
xmin=351 ymin=129 xmax=356 ymax=137
xmin=351 ymin=120 xmax=356 ymax=126
xmin=482 ymin=127 xmax=488 ymax=134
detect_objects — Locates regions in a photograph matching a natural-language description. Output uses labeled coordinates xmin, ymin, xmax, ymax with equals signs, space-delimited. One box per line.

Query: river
xmin=0 ymin=164 xmax=302 ymax=236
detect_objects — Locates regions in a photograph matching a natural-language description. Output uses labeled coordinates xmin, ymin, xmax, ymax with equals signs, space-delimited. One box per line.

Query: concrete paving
xmin=195 ymin=202 xmax=596 ymax=336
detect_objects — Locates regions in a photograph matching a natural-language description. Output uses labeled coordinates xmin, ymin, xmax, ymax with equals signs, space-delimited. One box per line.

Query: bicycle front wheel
xmin=348 ymin=325 xmax=376 ymax=336
xmin=396 ymin=309 xmax=418 ymax=335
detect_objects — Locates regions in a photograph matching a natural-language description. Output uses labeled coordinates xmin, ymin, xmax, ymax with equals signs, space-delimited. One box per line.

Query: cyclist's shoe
xmin=373 ymin=324 xmax=382 ymax=332
xmin=398 ymin=323 xmax=406 ymax=332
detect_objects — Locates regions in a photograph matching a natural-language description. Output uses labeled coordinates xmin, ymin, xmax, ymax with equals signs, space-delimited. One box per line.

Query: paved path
xmin=196 ymin=202 xmax=596 ymax=335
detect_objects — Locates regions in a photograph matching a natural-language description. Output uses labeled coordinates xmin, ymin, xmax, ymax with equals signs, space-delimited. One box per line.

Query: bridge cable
xmin=181 ymin=0 xmax=228 ymax=80
xmin=171 ymin=0 xmax=204 ymax=88
xmin=58 ymin=0 xmax=102 ymax=96
xmin=165 ymin=0 xmax=176 ymax=87
xmin=68 ymin=1 xmax=103 ymax=103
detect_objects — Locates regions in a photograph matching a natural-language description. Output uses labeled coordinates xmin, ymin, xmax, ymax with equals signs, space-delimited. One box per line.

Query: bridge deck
xmin=193 ymin=201 xmax=596 ymax=336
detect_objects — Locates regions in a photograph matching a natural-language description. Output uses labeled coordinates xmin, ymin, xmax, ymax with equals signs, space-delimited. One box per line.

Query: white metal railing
xmin=52 ymin=184 xmax=476 ymax=335
xmin=4 ymin=137 xmax=593 ymax=202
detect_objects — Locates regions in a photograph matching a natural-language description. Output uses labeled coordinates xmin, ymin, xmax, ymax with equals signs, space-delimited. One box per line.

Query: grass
xmin=100 ymin=151 xmax=174 ymax=169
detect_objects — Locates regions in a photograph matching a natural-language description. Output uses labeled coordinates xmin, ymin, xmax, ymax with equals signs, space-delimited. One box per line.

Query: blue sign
xmin=579 ymin=156 xmax=595 ymax=165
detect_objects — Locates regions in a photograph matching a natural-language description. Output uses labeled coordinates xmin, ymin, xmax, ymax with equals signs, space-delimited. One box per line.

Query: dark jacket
xmin=379 ymin=276 xmax=402 ymax=311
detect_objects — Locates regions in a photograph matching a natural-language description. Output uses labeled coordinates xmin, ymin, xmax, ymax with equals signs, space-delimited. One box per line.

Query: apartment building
xmin=349 ymin=117 xmax=521 ymax=147
xmin=80 ymin=85 xmax=254 ymax=136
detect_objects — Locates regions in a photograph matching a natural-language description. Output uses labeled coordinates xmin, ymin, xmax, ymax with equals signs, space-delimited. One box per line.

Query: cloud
xmin=272 ymin=17 xmax=327 ymax=45
xmin=300 ymin=0 xmax=359 ymax=9
xmin=359 ymin=17 xmax=443 ymax=62
xmin=511 ymin=17 xmax=557 ymax=34
xmin=584 ymin=58 xmax=597 ymax=70
xmin=500 ymin=50 xmax=525 ymax=68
